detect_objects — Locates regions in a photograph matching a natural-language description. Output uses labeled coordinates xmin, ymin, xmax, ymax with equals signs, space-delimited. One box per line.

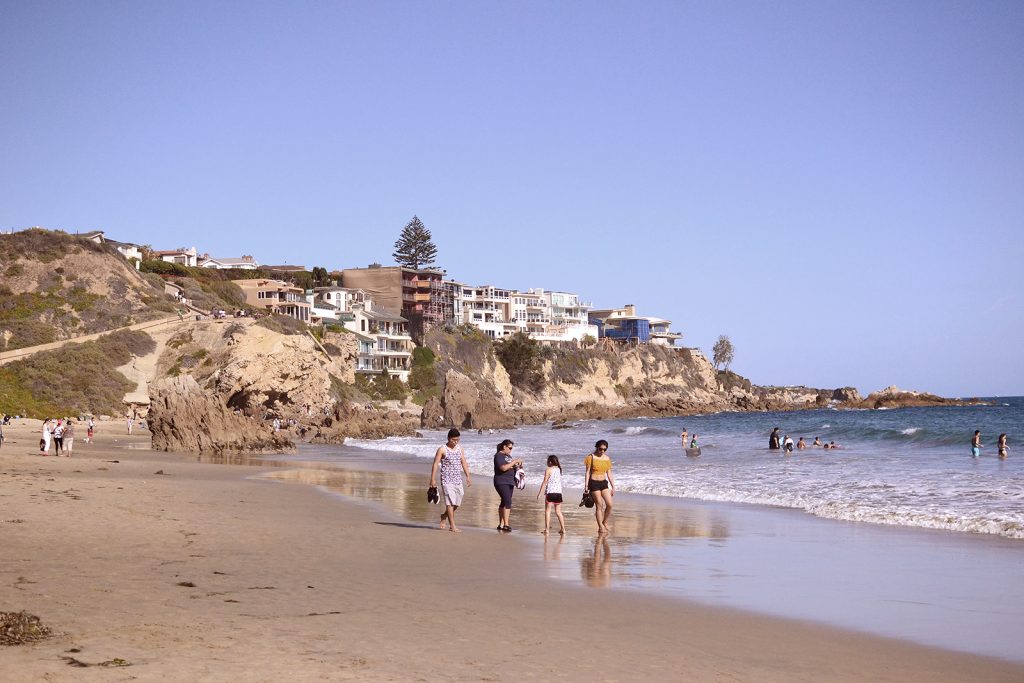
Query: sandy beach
xmin=2 ymin=419 xmax=1022 ymax=682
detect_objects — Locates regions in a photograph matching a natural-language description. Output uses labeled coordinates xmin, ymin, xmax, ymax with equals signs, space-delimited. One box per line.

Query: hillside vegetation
xmin=0 ymin=229 xmax=172 ymax=351
xmin=0 ymin=329 xmax=155 ymax=417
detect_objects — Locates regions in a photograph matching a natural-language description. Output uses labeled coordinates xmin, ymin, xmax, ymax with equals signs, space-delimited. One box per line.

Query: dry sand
xmin=1 ymin=418 xmax=1022 ymax=682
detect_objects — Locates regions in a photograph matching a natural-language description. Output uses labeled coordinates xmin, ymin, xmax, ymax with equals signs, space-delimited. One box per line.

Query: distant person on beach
xmin=86 ymin=417 xmax=95 ymax=444
xmin=997 ymin=434 xmax=1008 ymax=458
xmin=53 ymin=419 xmax=65 ymax=455
xmin=584 ymin=440 xmax=615 ymax=534
xmin=40 ymin=419 xmax=53 ymax=454
xmin=430 ymin=428 xmax=473 ymax=533
xmin=797 ymin=437 xmax=806 ymax=450
xmin=126 ymin=413 xmax=134 ymax=435
xmin=62 ymin=420 xmax=75 ymax=457
xmin=769 ymin=427 xmax=781 ymax=450
xmin=812 ymin=437 xmax=822 ymax=447
xmin=971 ymin=430 xmax=982 ymax=458
xmin=536 ymin=455 xmax=566 ymax=535
xmin=680 ymin=428 xmax=688 ymax=451
xmin=493 ymin=438 xmax=522 ymax=532
xmin=783 ymin=435 xmax=794 ymax=453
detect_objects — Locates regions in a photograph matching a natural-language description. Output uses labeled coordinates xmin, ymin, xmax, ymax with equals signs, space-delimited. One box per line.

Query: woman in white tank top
xmin=536 ymin=455 xmax=566 ymax=535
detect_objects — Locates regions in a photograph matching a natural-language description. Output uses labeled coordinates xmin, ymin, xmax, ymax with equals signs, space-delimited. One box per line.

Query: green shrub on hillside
xmin=0 ymin=329 xmax=155 ymax=417
xmin=0 ymin=228 xmax=111 ymax=265
xmin=354 ymin=370 xmax=408 ymax=401
xmin=256 ymin=314 xmax=307 ymax=335
xmin=495 ymin=332 xmax=545 ymax=392
xmin=408 ymin=345 xmax=438 ymax=392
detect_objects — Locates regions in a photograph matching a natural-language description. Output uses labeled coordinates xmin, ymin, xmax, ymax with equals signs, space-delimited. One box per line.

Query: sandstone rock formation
xmin=149 ymin=375 xmax=293 ymax=454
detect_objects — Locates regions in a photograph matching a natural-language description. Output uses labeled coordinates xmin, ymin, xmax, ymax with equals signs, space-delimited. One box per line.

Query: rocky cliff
xmin=149 ymin=375 xmax=294 ymax=454
xmin=416 ymin=329 xmax=974 ymax=430
xmin=148 ymin=319 xmax=418 ymax=448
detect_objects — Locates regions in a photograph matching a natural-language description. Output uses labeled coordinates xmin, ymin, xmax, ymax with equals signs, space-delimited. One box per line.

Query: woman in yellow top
xmin=584 ymin=439 xmax=615 ymax=533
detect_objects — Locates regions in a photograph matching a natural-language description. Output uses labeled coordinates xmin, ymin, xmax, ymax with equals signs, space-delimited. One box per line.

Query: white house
xmin=199 ymin=255 xmax=259 ymax=270
xmin=154 ymin=247 xmax=199 ymax=267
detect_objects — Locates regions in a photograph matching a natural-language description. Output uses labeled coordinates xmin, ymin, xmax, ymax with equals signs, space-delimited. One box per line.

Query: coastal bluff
xmin=148 ymin=374 xmax=293 ymax=453
xmin=418 ymin=329 xmax=892 ymax=430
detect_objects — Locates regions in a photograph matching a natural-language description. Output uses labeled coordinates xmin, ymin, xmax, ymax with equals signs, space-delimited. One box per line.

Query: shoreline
xmin=261 ymin=443 xmax=1024 ymax=662
xmin=2 ymin=420 xmax=1022 ymax=680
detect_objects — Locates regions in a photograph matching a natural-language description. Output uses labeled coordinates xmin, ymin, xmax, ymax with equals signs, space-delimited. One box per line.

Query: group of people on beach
xmin=429 ymin=428 xmax=615 ymax=535
xmin=37 ymin=417 xmax=94 ymax=456
xmin=972 ymin=431 xmax=1009 ymax=458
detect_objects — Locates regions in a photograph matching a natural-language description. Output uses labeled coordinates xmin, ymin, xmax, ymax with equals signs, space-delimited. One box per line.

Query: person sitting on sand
xmin=430 ymin=428 xmax=473 ymax=532
xmin=797 ymin=437 xmax=806 ymax=450
xmin=812 ymin=437 xmax=823 ymax=447
xmin=997 ymin=433 xmax=1009 ymax=459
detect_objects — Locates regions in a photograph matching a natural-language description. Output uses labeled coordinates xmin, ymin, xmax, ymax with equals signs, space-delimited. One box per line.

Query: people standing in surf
xmin=680 ymin=428 xmax=688 ymax=452
xmin=971 ymin=430 xmax=983 ymax=458
xmin=783 ymin=435 xmax=794 ymax=454
xmin=689 ymin=433 xmax=699 ymax=449
xmin=584 ymin=440 xmax=615 ymax=534
xmin=997 ymin=434 xmax=1008 ymax=459
xmin=797 ymin=437 xmax=806 ymax=450
xmin=493 ymin=439 xmax=522 ymax=532
xmin=430 ymin=428 xmax=473 ymax=532
xmin=536 ymin=455 xmax=566 ymax=535
xmin=812 ymin=437 xmax=823 ymax=447
xmin=769 ymin=427 xmax=781 ymax=450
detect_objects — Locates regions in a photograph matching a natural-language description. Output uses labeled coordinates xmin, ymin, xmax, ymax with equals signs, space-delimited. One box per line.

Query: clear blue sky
xmin=2 ymin=1 xmax=1022 ymax=396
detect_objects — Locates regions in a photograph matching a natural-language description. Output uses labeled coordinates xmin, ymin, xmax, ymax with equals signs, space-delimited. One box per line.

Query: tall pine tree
xmin=392 ymin=215 xmax=438 ymax=269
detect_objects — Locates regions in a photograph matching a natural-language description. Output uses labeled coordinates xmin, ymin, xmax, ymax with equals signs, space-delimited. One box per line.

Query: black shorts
xmin=589 ymin=479 xmax=609 ymax=492
xmin=545 ymin=493 xmax=563 ymax=504
xmin=494 ymin=481 xmax=514 ymax=508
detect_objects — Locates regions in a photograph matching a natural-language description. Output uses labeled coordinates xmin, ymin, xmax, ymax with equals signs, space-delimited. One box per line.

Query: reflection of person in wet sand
xmin=429 ymin=429 xmax=472 ymax=532
xmin=581 ymin=535 xmax=612 ymax=588
xmin=543 ymin=533 xmax=566 ymax=562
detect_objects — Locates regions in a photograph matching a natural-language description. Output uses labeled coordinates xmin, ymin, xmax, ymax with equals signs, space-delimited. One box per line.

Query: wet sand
xmin=270 ymin=444 xmax=1024 ymax=662
xmin=1 ymin=419 xmax=1022 ymax=681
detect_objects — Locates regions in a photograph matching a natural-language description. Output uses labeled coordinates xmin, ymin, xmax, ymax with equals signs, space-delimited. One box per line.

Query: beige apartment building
xmin=233 ymin=279 xmax=311 ymax=321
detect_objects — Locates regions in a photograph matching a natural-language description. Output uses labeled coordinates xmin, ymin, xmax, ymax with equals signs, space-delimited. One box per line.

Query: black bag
xmin=580 ymin=491 xmax=595 ymax=508
xmin=427 ymin=486 xmax=439 ymax=504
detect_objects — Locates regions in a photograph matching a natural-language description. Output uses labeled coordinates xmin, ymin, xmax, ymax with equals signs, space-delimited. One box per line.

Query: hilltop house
xmin=77 ymin=230 xmax=143 ymax=268
xmin=154 ymin=247 xmax=199 ymax=267
xmin=341 ymin=265 xmax=451 ymax=340
xmin=232 ymin=279 xmax=310 ymax=321
xmin=447 ymin=282 xmax=597 ymax=343
xmin=588 ymin=304 xmax=682 ymax=346
xmin=199 ymin=255 xmax=259 ymax=270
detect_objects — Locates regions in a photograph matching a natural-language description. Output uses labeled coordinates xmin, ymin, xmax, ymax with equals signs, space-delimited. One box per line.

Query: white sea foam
xmin=341 ymin=408 xmax=1024 ymax=540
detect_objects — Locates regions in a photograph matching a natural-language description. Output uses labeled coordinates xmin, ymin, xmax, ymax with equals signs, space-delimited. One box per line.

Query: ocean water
xmin=349 ymin=396 xmax=1024 ymax=539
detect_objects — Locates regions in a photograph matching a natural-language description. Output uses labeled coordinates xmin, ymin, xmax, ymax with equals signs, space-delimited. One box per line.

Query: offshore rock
xmin=149 ymin=375 xmax=293 ymax=454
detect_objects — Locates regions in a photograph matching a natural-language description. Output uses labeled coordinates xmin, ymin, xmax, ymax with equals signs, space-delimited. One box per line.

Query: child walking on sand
xmin=536 ymin=455 xmax=566 ymax=535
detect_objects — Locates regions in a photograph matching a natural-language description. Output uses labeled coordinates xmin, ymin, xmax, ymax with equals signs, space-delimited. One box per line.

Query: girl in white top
xmin=536 ymin=455 xmax=566 ymax=535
